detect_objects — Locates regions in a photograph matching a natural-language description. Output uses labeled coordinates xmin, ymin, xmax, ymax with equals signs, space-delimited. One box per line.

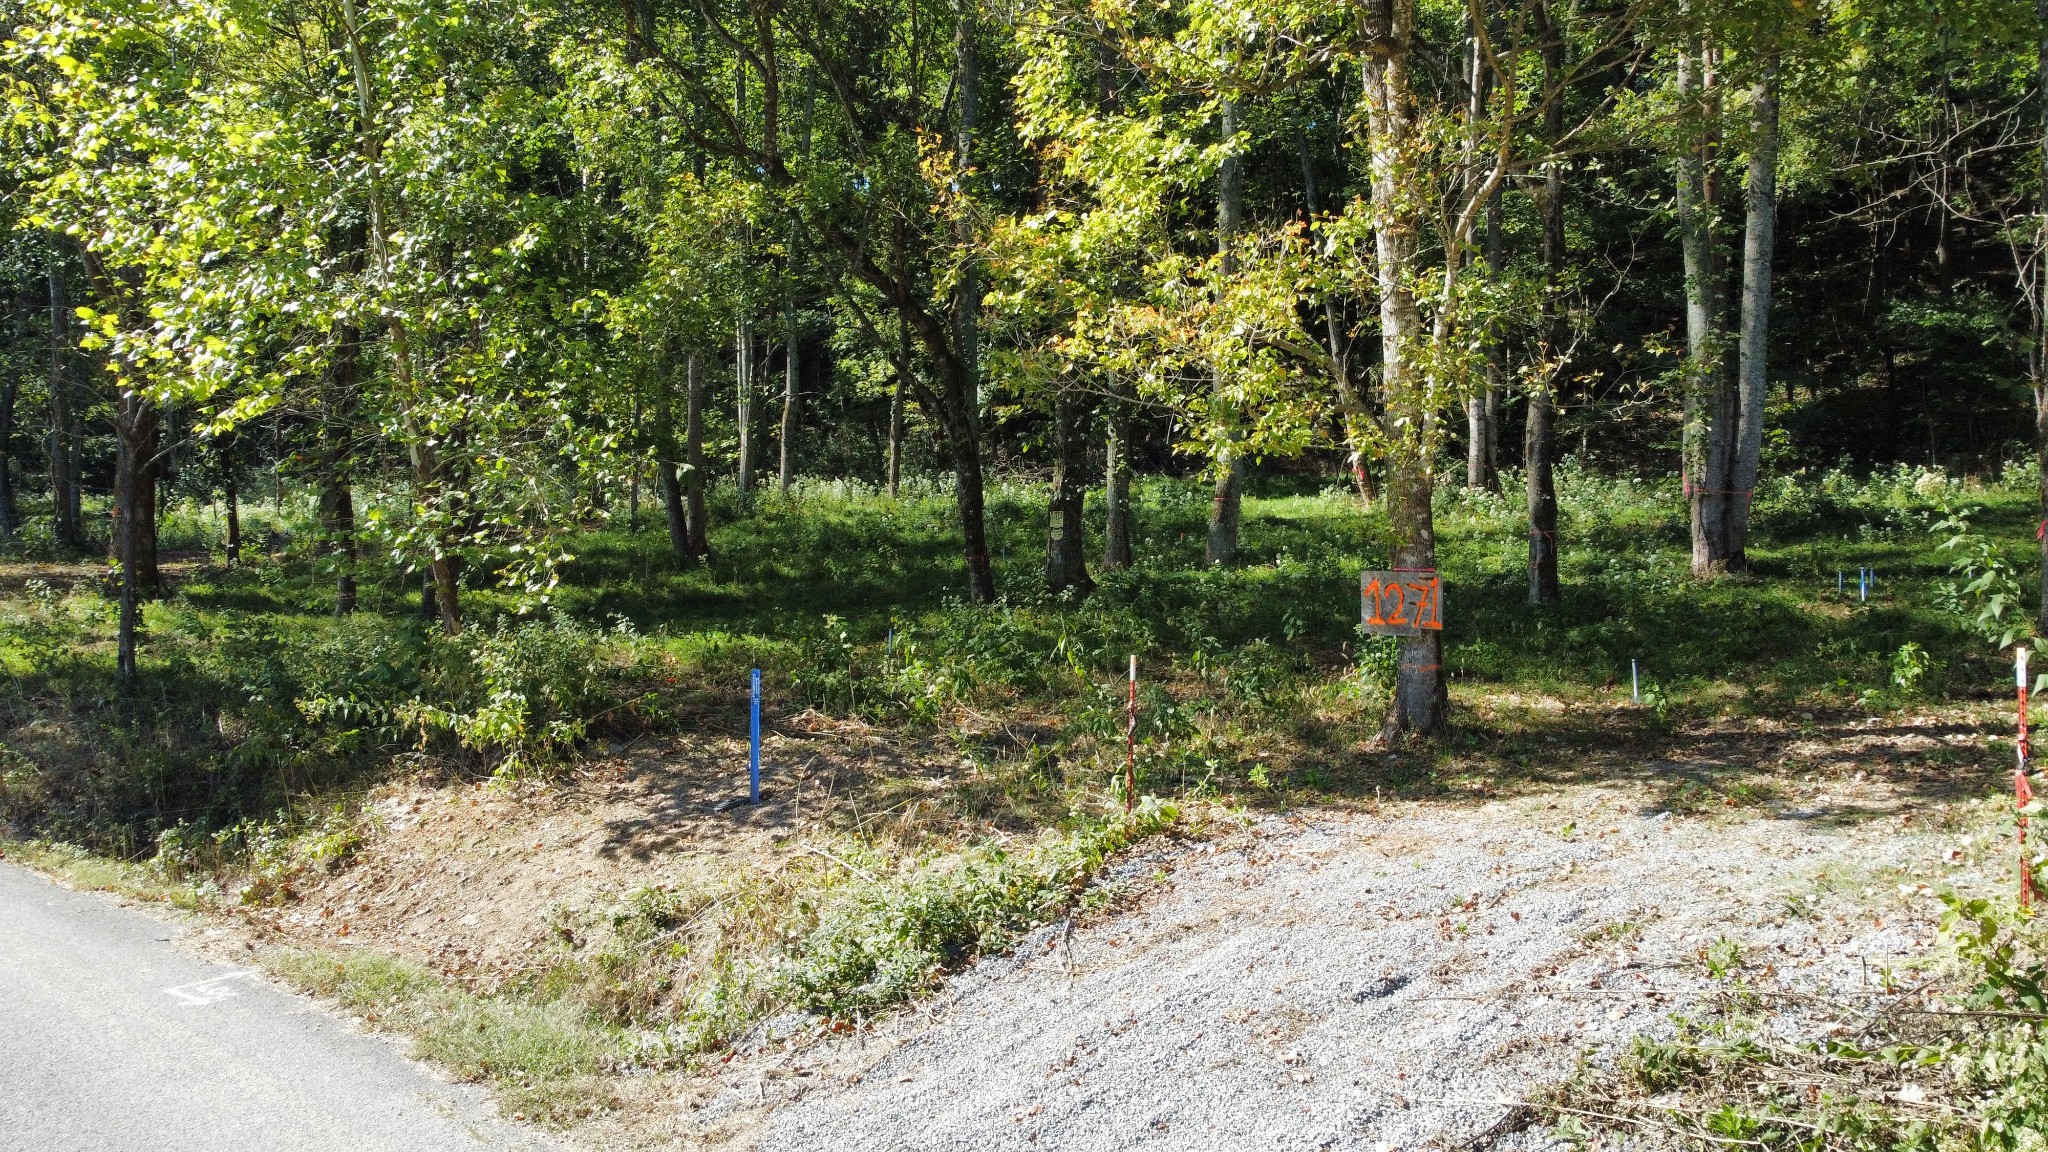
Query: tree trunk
xmin=318 ymin=480 xmax=358 ymax=615
xmin=1525 ymin=392 xmax=1559 ymax=603
xmin=886 ymin=378 xmax=906 ymax=498
xmin=1046 ymin=391 xmax=1093 ymax=595
xmin=223 ymin=470 xmax=240 ymax=566
xmin=1361 ymin=0 xmax=1446 ymax=736
xmin=656 ymin=375 xmax=697 ymax=566
xmin=1679 ymin=42 xmax=1740 ymax=577
xmin=684 ymin=352 xmax=709 ymax=554
xmin=944 ymin=393 xmax=996 ymax=603
xmin=887 ymin=316 xmax=909 ymax=498
xmin=779 ymin=307 xmax=799 ymax=494
xmin=1527 ymin=5 xmax=1564 ymax=605
xmin=427 ymin=553 xmax=461 ymax=635
xmin=1480 ymin=184 xmax=1504 ymax=490
xmin=1723 ymin=61 xmax=1780 ymax=570
xmin=1103 ymin=397 xmax=1133 ymax=570
xmin=2035 ymin=0 xmax=2048 ymax=634
xmin=0 ymin=357 xmax=16 ymax=539
xmin=111 ymin=391 xmax=159 ymax=679
xmin=891 ymin=296 xmax=995 ymax=602
xmin=667 ymin=354 xmax=716 ymax=565
xmin=626 ymin=387 xmax=642 ymax=529
xmin=736 ymin=315 xmax=755 ymax=503
xmin=658 ymin=454 xmax=690 ymax=564
xmin=1206 ymin=96 xmax=1245 ymax=567
xmin=47 ymin=260 xmax=82 ymax=549
xmin=1467 ymin=395 xmax=1496 ymax=492
xmin=954 ymin=0 xmax=982 ymax=433
xmin=1466 ymin=35 xmax=1501 ymax=494
xmin=320 ymin=312 xmax=362 ymax=611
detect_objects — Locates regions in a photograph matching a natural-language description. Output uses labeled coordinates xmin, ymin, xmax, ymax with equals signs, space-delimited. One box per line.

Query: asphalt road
xmin=0 ymin=861 xmax=556 ymax=1152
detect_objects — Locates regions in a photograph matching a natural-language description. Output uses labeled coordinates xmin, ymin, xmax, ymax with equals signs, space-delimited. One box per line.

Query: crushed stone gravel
xmin=706 ymin=789 xmax=1954 ymax=1151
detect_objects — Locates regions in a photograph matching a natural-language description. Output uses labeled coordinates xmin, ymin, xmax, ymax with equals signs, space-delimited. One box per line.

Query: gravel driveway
xmin=719 ymin=787 xmax=1941 ymax=1152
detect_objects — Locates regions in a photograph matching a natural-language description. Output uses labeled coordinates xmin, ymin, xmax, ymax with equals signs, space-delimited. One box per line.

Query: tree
xmin=1675 ymin=1 xmax=1802 ymax=577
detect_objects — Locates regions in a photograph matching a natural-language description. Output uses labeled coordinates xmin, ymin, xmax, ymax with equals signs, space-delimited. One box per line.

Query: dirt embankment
xmin=218 ymin=708 xmax=2001 ymax=1151
xmin=236 ymin=713 xmax=980 ymax=981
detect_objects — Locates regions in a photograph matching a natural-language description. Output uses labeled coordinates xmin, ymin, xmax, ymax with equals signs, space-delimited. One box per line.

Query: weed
xmin=783 ymin=798 xmax=1179 ymax=1017
xmin=1554 ymin=873 xmax=2048 ymax=1149
xmin=1702 ymin=937 xmax=1743 ymax=979
xmin=270 ymin=947 xmax=625 ymax=1126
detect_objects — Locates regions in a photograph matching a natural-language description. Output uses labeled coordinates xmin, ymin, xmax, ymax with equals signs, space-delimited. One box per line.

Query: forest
xmin=4 ymin=0 xmax=2048 ymax=1146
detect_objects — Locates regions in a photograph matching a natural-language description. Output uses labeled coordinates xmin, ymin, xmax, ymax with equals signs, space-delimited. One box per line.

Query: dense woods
xmin=0 ymin=0 xmax=2043 ymax=735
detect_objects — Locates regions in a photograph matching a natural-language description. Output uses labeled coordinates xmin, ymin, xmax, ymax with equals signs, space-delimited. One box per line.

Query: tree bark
xmin=1466 ymin=35 xmax=1501 ymax=494
xmin=627 ymin=393 xmax=641 ymax=528
xmin=656 ymin=383 xmax=687 ymax=563
xmin=1046 ymin=391 xmax=1093 ymax=595
xmin=321 ymin=307 xmax=363 ymax=612
xmin=111 ymin=391 xmax=159 ymax=678
xmin=954 ymin=0 xmax=982 ymax=432
xmin=656 ymin=356 xmax=705 ymax=566
xmin=658 ymin=404 xmax=691 ymax=566
xmin=1527 ymin=3 xmax=1564 ymax=605
xmin=47 ymin=259 xmax=82 ymax=549
xmin=1679 ymin=41 xmax=1740 ymax=577
xmin=1479 ymin=186 xmax=1504 ymax=491
xmin=1103 ymin=396 xmax=1133 ymax=570
xmin=684 ymin=352 xmax=709 ymax=555
xmin=318 ymin=480 xmax=357 ymax=615
xmin=1723 ymin=61 xmax=1780 ymax=571
xmin=2035 ymin=0 xmax=2048 ymax=633
xmin=948 ymin=399 xmax=996 ymax=602
xmin=223 ymin=469 xmax=240 ymax=566
xmin=1361 ymin=0 xmax=1446 ymax=736
xmin=779 ymin=309 xmax=800 ymax=494
xmin=736 ymin=315 xmax=755 ymax=502
xmin=1206 ymin=95 xmax=1245 ymax=567
xmin=0 ymin=300 xmax=16 ymax=539
xmin=886 ymin=322 xmax=908 ymax=499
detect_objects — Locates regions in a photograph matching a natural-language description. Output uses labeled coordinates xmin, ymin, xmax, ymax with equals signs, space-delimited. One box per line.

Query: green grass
xmin=270 ymin=946 xmax=624 ymax=1125
xmin=0 ymin=462 xmax=2026 ymax=856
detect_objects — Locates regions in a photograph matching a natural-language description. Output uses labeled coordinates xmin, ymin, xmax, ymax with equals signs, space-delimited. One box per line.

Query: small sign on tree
xmin=1361 ymin=570 xmax=1443 ymax=637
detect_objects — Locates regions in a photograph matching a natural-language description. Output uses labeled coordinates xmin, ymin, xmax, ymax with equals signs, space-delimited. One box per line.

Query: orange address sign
xmin=1360 ymin=570 xmax=1442 ymax=637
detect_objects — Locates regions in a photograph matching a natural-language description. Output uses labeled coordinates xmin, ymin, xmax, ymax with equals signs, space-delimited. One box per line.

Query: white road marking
xmin=163 ymin=969 xmax=258 ymax=1006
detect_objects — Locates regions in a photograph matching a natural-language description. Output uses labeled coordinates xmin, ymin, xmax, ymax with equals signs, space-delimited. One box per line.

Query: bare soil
xmin=234 ymin=712 xmax=991 ymax=982
xmin=202 ymin=701 xmax=2011 ymax=1150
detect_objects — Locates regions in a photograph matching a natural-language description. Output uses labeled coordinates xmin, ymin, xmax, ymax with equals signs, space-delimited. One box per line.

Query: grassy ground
xmin=1 ymin=458 xmax=2037 ymax=1141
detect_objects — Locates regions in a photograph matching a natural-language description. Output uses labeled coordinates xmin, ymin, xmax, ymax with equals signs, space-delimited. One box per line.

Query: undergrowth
xmin=1550 ymin=836 xmax=2048 ymax=1150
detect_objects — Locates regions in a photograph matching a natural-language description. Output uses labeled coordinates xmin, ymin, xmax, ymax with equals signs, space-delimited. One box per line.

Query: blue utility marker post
xmin=749 ymin=669 xmax=762 ymax=804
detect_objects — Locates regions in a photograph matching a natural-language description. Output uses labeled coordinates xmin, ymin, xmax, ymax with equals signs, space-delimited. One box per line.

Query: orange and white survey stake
xmin=1125 ymin=656 xmax=1137 ymax=814
xmin=2020 ymin=646 xmax=2036 ymax=909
